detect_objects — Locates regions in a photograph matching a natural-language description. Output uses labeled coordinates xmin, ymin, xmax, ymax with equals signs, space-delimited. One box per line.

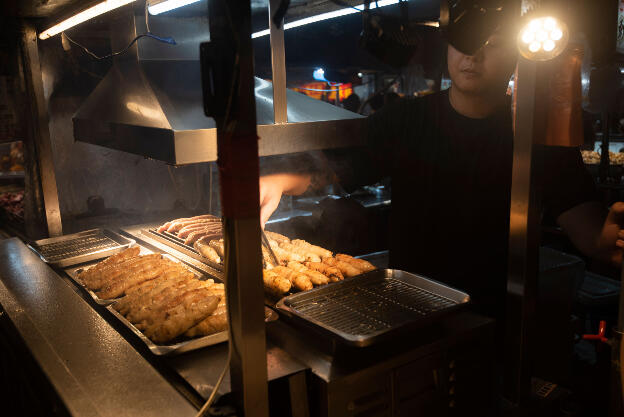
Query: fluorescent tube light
xmin=39 ymin=0 xmax=135 ymax=40
xmin=148 ymin=0 xmax=201 ymax=15
xmin=252 ymin=0 xmax=437 ymax=39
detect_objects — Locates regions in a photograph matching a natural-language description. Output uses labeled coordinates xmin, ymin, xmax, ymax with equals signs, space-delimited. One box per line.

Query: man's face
xmin=447 ymin=33 xmax=517 ymax=96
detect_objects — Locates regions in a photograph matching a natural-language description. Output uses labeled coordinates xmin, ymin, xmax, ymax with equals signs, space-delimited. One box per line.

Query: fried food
xmin=185 ymin=305 xmax=228 ymax=338
xmin=141 ymin=290 xmax=220 ymax=343
xmin=278 ymin=241 xmax=321 ymax=263
xmin=80 ymin=254 xmax=162 ymax=290
xmin=272 ymin=266 xmax=313 ymax=291
xmin=291 ymin=239 xmax=332 ymax=259
xmin=264 ymin=231 xmax=290 ymax=244
xmin=335 ymin=254 xmax=376 ymax=272
xmin=209 ymin=239 xmax=225 ymax=258
xmin=287 ymin=261 xmax=330 ymax=285
xmin=96 ymin=258 xmax=180 ymax=299
xmin=263 ymin=269 xmax=292 ymax=294
xmin=194 ymin=237 xmax=222 ymax=264
xmin=157 ymin=215 xmax=216 ymax=233
xmin=267 ymin=240 xmax=303 ymax=263
xmin=304 ymin=261 xmax=344 ymax=282
xmin=167 ymin=217 xmax=220 ymax=233
xmin=184 ymin=226 xmax=222 ymax=245
xmin=323 ymin=257 xmax=362 ymax=277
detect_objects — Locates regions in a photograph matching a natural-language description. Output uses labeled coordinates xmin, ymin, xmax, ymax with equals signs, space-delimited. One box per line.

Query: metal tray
xmin=65 ymin=249 xmax=216 ymax=306
xmin=108 ymin=304 xmax=278 ymax=356
xmin=276 ymin=269 xmax=470 ymax=347
xmin=28 ymin=229 xmax=135 ymax=268
xmin=106 ymin=305 xmax=229 ymax=356
xmin=142 ymin=228 xmax=224 ymax=272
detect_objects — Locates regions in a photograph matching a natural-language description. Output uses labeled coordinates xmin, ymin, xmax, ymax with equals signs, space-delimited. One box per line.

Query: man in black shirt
xmin=259 ymin=32 xmax=624 ymax=319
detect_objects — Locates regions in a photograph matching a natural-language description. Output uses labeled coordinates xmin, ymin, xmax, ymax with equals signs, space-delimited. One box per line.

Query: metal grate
xmin=36 ymin=234 xmax=120 ymax=261
xmin=287 ymin=277 xmax=457 ymax=337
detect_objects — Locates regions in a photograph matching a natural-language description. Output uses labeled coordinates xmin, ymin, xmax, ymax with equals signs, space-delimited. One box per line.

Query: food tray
xmin=106 ymin=305 xmax=229 ymax=356
xmin=276 ymin=269 xmax=470 ymax=347
xmin=143 ymin=228 xmax=224 ymax=272
xmin=65 ymin=249 xmax=214 ymax=306
xmin=28 ymin=229 xmax=135 ymax=268
xmin=108 ymin=304 xmax=278 ymax=356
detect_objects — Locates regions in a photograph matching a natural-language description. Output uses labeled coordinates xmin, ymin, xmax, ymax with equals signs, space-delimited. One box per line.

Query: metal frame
xmin=206 ymin=1 xmax=269 ymax=415
xmin=505 ymin=57 xmax=544 ymax=404
xmin=269 ymin=0 xmax=288 ymax=125
xmin=20 ymin=22 xmax=63 ymax=237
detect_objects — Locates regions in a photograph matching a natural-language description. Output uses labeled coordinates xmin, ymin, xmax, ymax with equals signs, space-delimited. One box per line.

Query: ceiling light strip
xmin=39 ymin=0 xmax=136 ymax=40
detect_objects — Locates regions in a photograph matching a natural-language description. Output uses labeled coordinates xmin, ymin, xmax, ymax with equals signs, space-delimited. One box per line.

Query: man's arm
xmin=557 ymin=201 xmax=624 ymax=266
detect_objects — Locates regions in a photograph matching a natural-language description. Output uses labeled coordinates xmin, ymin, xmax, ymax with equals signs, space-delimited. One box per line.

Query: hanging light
xmin=517 ymin=16 xmax=569 ymax=61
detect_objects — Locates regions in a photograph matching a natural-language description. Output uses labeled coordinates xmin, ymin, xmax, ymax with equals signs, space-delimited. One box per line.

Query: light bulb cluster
xmin=517 ymin=16 xmax=568 ymax=61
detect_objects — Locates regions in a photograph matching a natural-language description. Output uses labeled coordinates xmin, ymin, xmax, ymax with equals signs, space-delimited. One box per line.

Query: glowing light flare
xmin=148 ymin=0 xmax=201 ymax=15
xmin=543 ymin=40 xmax=555 ymax=52
xmin=550 ymin=29 xmax=563 ymax=41
xmin=528 ymin=42 xmax=541 ymax=53
xmin=251 ymin=0 xmax=431 ymax=39
xmin=39 ymin=0 xmax=135 ymax=40
xmin=517 ymin=16 xmax=568 ymax=61
xmin=521 ymin=31 xmax=534 ymax=44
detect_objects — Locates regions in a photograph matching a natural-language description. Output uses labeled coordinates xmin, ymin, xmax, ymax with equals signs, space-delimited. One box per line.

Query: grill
xmin=144 ymin=228 xmax=224 ymax=271
xmin=276 ymin=269 xmax=470 ymax=347
xmin=28 ymin=229 xmax=135 ymax=268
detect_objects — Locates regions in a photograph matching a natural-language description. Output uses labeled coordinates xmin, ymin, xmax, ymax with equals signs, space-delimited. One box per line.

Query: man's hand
xmin=259 ymin=173 xmax=311 ymax=228
xmin=558 ymin=201 xmax=624 ymax=267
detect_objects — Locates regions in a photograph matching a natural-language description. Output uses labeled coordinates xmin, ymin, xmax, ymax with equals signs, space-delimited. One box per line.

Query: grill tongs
xmin=261 ymin=229 xmax=280 ymax=268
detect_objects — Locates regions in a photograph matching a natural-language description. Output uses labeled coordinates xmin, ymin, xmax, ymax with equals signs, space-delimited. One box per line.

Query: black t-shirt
xmin=326 ymin=90 xmax=598 ymax=318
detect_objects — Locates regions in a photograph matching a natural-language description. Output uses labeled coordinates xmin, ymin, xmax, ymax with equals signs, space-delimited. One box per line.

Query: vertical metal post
xmin=204 ymin=1 xmax=269 ymax=416
xmin=505 ymin=57 xmax=543 ymax=404
xmin=269 ymin=0 xmax=288 ymax=124
xmin=20 ymin=23 xmax=62 ymax=237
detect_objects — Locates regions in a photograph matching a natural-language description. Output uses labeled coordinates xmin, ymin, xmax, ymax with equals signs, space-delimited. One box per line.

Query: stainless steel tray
xmin=276 ymin=269 xmax=470 ymax=347
xmin=108 ymin=304 xmax=278 ymax=356
xmin=28 ymin=229 xmax=135 ymax=268
xmin=106 ymin=305 xmax=229 ymax=356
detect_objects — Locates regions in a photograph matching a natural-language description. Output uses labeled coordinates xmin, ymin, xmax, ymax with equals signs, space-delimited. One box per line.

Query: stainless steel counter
xmin=0 ymin=238 xmax=197 ymax=417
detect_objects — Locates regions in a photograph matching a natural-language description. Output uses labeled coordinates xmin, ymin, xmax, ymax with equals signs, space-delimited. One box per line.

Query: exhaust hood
xmin=73 ymin=5 xmax=365 ymax=165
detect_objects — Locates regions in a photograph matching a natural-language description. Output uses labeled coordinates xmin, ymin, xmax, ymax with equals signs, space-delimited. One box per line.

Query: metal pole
xmin=204 ymin=1 xmax=269 ymax=416
xmin=504 ymin=57 xmax=543 ymax=404
xmin=269 ymin=0 xmax=288 ymax=124
xmin=20 ymin=23 xmax=62 ymax=237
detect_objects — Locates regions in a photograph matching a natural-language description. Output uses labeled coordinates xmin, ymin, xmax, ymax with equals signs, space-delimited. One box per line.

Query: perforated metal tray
xmin=276 ymin=269 xmax=470 ymax=347
xmin=28 ymin=229 xmax=135 ymax=268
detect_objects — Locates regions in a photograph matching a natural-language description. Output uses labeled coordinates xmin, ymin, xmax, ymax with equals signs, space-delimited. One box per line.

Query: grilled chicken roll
xmin=323 ymin=257 xmax=362 ymax=278
xmin=304 ymin=261 xmax=344 ymax=282
xmin=335 ymin=254 xmax=376 ymax=272
xmin=287 ymin=261 xmax=330 ymax=285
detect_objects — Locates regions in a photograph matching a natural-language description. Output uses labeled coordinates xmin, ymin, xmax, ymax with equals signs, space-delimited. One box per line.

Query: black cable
xmin=62 ymin=31 xmax=175 ymax=60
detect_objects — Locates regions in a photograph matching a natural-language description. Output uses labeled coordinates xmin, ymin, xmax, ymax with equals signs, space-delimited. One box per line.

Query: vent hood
xmin=73 ymin=5 xmax=365 ymax=165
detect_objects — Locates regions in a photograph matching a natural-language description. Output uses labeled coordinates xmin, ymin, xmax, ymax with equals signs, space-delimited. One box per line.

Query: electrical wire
xmin=194 ymin=338 xmax=232 ymax=416
xmin=62 ymin=2 xmax=174 ymax=61
xmin=62 ymin=31 xmax=175 ymax=60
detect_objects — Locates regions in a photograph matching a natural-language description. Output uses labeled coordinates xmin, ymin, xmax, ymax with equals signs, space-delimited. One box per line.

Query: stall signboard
xmin=293 ymin=82 xmax=353 ymax=102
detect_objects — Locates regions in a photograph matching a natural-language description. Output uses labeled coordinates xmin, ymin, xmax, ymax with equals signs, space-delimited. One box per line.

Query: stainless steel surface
xmin=0 ymin=238 xmax=197 ymax=416
xmin=72 ymin=5 xmax=364 ymax=165
xmin=269 ymin=0 xmax=288 ymax=125
xmin=106 ymin=305 xmax=228 ymax=356
xmin=28 ymin=228 xmax=135 ymax=268
xmin=505 ymin=57 xmax=542 ymax=404
xmin=21 ymin=23 xmax=62 ymax=236
xmin=276 ymin=269 xmax=470 ymax=347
